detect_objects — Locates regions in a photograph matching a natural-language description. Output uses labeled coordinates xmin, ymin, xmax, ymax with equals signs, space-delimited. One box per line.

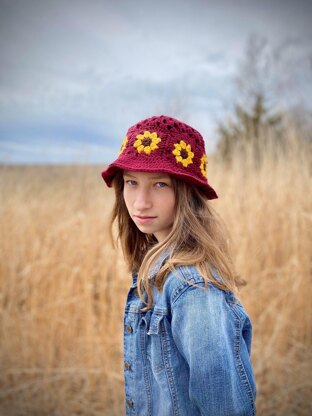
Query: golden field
xmin=0 ymin=129 xmax=311 ymax=415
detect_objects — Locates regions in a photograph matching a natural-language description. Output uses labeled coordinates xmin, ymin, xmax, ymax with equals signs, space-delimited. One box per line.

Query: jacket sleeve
xmin=171 ymin=282 xmax=256 ymax=416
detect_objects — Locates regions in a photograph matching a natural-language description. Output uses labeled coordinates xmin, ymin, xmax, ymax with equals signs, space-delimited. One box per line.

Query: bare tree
xmin=216 ymin=34 xmax=311 ymax=166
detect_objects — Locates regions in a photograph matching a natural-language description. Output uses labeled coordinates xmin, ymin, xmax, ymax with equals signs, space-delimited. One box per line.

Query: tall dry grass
xmin=0 ymin=125 xmax=311 ymax=415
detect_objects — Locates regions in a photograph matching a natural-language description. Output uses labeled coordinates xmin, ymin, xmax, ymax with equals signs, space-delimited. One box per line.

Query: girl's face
xmin=123 ymin=171 xmax=176 ymax=242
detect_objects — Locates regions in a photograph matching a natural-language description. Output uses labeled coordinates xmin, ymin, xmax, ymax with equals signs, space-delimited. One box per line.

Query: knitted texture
xmin=101 ymin=115 xmax=218 ymax=199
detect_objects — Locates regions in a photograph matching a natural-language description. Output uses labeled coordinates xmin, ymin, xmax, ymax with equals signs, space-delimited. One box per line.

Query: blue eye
xmin=125 ymin=179 xmax=137 ymax=186
xmin=155 ymin=182 xmax=167 ymax=188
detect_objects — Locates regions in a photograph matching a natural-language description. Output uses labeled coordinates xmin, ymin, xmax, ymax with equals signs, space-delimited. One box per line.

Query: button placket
xmin=124 ymin=314 xmax=135 ymax=414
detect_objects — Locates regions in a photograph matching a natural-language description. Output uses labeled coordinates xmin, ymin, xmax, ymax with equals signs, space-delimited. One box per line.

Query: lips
xmin=134 ymin=215 xmax=157 ymax=224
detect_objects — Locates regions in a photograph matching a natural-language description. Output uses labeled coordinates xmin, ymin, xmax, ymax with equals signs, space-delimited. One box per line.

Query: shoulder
xmin=162 ymin=264 xmax=231 ymax=306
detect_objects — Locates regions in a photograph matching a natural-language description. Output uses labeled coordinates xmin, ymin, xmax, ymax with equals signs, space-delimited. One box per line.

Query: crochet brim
xmin=101 ymin=162 xmax=218 ymax=200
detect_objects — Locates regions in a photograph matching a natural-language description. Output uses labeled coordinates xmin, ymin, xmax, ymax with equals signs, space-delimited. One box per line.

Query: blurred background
xmin=0 ymin=0 xmax=311 ymax=415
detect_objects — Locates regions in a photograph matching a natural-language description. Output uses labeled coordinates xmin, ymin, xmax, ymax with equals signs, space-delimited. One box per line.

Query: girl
xmin=101 ymin=115 xmax=256 ymax=415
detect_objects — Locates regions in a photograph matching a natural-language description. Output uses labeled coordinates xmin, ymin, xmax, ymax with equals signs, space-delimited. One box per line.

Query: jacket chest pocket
xmin=139 ymin=309 xmax=170 ymax=374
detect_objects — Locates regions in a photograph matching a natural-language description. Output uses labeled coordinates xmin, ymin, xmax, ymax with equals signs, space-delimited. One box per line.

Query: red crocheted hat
xmin=101 ymin=115 xmax=218 ymax=199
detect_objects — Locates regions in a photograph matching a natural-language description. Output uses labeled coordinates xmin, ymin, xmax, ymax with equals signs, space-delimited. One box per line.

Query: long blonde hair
xmin=110 ymin=171 xmax=244 ymax=310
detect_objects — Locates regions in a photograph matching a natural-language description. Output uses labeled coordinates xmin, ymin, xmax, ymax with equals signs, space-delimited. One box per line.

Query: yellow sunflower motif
xmin=172 ymin=140 xmax=194 ymax=167
xmin=200 ymin=154 xmax=208 ymax=178
xmin=133 ymin=131 xmax=161 ymax=155
xmin=119 ymin=136 xmax=128 ymax=155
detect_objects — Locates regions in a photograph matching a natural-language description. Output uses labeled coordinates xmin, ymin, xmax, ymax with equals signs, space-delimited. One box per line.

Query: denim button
xmin=124 ymin=362 xmax=131 ymax=370
xmin=126 ymin=399 xmax=134 ymax=408
xmin=126 ymin=324 xmax=133 ymax=333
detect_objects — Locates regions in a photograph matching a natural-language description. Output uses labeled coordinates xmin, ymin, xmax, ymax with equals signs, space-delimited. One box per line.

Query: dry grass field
xmin=0 ymin=128 xmax=311 ymax=415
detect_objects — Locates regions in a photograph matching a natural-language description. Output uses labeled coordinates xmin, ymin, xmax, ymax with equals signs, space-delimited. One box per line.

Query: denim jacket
xmin=123 ymin=254 xmax=256 ymax=415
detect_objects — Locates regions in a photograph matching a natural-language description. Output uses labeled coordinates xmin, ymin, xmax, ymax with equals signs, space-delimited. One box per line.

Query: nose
xmin=133 ymin=188 xmax=152 ymax=211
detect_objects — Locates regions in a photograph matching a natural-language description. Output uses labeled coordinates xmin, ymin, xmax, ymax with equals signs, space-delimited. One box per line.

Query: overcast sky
xmin=0 ymin=0 xmax=311 ymax=163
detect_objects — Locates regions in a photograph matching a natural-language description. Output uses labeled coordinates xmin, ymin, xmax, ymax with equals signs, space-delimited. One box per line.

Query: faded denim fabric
xmin=123 ymin=256 xmax=256 ymax=416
